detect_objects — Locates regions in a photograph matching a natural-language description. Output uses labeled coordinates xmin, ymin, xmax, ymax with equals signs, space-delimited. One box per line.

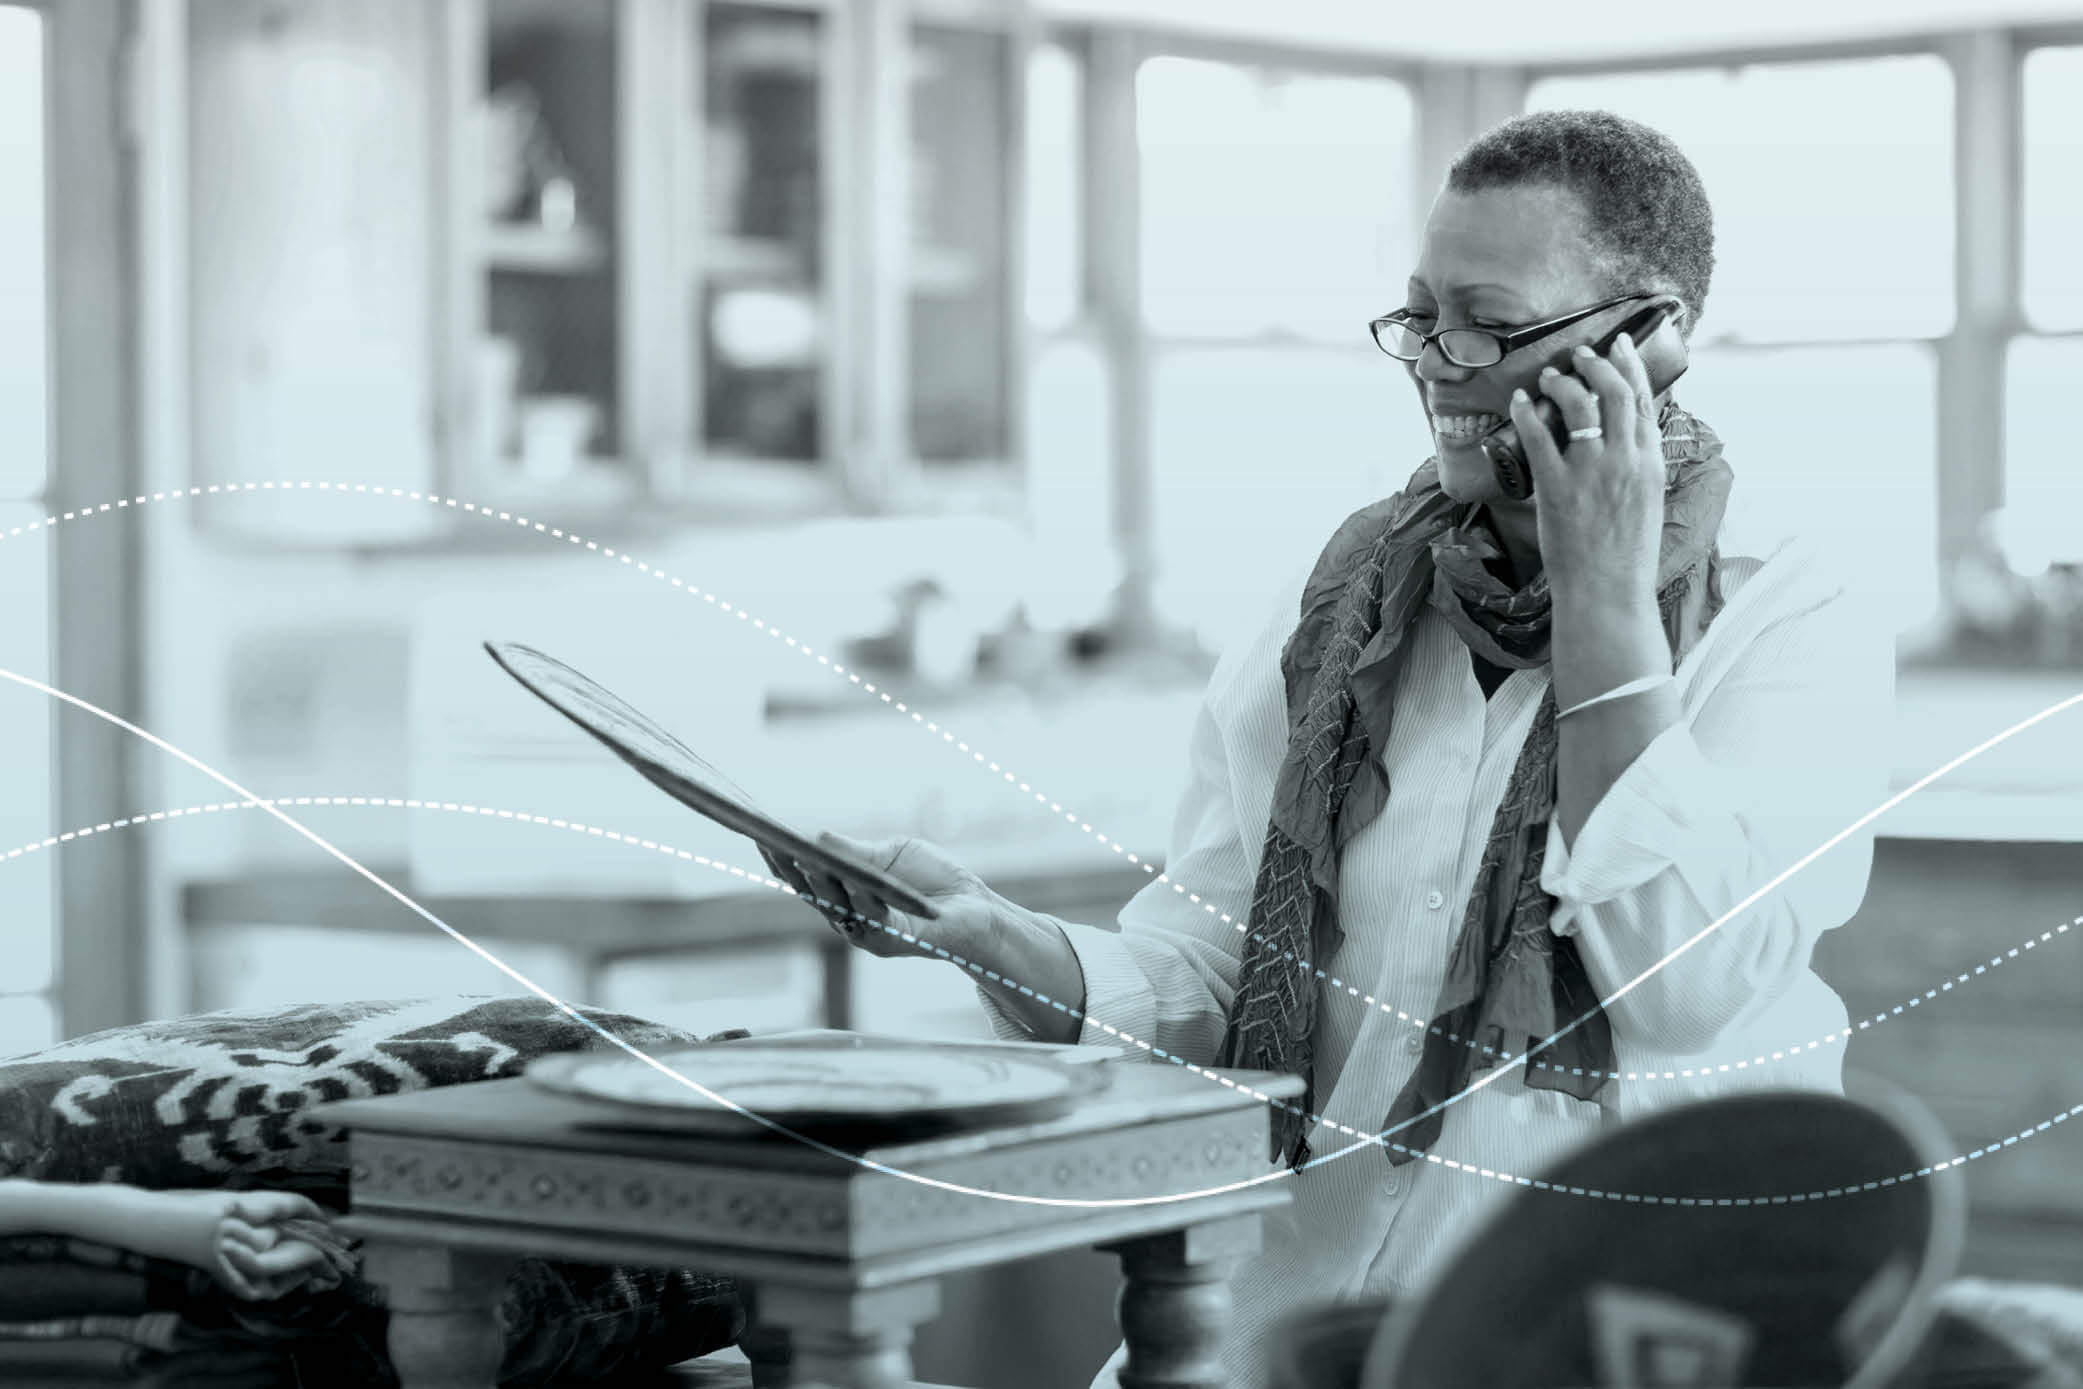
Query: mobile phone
xmin=1478 ymin=297 xmax=1691 ymax=500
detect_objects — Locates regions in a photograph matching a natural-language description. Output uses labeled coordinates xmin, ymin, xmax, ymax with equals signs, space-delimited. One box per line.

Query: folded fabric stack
xmin=0 ymin=1230 xmax=353 ymax=1387
xmin=0 ymin=996 xmax=755 ymax=1385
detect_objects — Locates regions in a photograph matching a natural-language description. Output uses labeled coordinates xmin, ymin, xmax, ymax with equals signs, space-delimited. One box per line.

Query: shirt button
xmin=1383 ymin=1173 xmax=1403 ymax=1197
xmin=1424 ymin=888 xmax=1445 ymax=910
xmin=1404 ymin=1033 xmax=1425 ymax=1056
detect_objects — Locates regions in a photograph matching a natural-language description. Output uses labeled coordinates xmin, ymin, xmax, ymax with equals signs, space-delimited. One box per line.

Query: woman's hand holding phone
xmin=1508 ymin=329 xmax=1669 ymax=603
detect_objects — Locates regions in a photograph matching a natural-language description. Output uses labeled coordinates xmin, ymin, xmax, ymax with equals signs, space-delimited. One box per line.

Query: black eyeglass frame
xmin=1368 ymin=292 xmax=1664 ymax=368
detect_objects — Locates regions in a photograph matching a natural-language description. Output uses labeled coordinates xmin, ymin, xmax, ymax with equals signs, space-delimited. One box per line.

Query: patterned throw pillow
xmin=0 ymin=996 xmax=753 ymax=1385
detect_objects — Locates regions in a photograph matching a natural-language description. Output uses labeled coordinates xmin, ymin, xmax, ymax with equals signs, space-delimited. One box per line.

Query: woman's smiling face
xmin=1403 ymin=183 xmax=1620 ymax=504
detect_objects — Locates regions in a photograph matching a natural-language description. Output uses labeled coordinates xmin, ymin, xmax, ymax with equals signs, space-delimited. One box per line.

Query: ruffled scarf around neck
xmin=1217 ymin=403 xmax=1735 ymax=1170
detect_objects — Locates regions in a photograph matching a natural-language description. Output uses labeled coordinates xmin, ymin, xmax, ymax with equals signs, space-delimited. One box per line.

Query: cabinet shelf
xmin=703 ymin=233 xmax=812 ymax=281
xmin=909 ymin=243 xmax=985 ymax=296
xmin=482 ymin=222 xmax=610 ymax=275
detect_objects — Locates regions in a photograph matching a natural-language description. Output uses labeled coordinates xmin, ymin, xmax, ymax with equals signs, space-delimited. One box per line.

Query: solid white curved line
xmin=13 ymin=487 xmax=2077 ymax=1199
xmin=10 ymin=681 xmax=2073 ymax=1205
xmin=13 ymin=796 xmax=2067 ymax=1088
xmin=0 ymin=665 xmax=1290 ymax=1211
xmin=1311 ymin=685 xmax=2083 ymax=1166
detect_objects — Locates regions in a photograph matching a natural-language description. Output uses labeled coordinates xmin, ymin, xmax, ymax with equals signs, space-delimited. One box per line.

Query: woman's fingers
xmin=1567 ymin=342 xmax=1637 ymax=437
xmin=761 ymin=833 xmax=983 ymax=958
xmin=759 ymin=845 xmax=806 ymax=897
xmin=228 ymin=1191 xmax=321 ymax=1228
xmin=1611 ymin=331 xmax=1655 ymax=401
xmin=216 ymin=1235 xmax=325 ymax=1300
xmin=238 ymin=1239 xmax=331 ymax=1277
xmin=1509 ymin=387 xmax=1567 ymax=487
xmin=219 ymin=1218 xmax=279 ymax=1252
xmin=1535 ymin=361 xmax=1598 ymax=418
xmin=213 ymin=1244 xmax=261 ymax=1300
xmin=759 ymin=841 xmax=900 ymax=949
xmin=1611 ymin=332 xmax=1662 ymax=444
xmin=813 ymin=867 xmax=883 ymax=933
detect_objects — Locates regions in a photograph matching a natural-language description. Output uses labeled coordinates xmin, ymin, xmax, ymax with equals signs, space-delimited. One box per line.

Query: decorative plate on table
xmin=749 ymin=1028 xmax=1128 ymax=1067
xmin=525 ymin=1041 xmax=1113 ymax=1138
xmin=483 ymin=639 xmax=938 ymax=920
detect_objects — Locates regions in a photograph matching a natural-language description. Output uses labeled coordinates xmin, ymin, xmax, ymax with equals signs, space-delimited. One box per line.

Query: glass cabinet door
xmin=696 ymin=3 xmax=830 ymax=468
xmin=477 ymin=0 xmax=621 ymax=482
xmin=908 ymin=22 xmax=1012 ymax=468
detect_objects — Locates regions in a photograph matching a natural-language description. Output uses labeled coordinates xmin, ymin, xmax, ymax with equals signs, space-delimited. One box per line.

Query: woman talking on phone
xmin=763 ymin=109 xmax=1891 ymax=1388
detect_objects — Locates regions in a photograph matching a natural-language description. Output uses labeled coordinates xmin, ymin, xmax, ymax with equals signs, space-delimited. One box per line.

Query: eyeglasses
xmin=1368 ymin=292 xmax=1657 ymax=368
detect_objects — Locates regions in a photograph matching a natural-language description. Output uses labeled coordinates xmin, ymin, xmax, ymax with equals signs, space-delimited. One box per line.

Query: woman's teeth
xmin=1431 ymin=412 xmax=1505 ymax=442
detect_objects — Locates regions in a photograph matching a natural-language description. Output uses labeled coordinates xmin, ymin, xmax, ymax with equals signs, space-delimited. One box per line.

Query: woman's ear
xmin=1667 ymin=297 xmax=1695 ymax=341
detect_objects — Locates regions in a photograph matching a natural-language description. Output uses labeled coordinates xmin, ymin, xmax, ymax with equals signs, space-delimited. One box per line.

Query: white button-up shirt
xmin=976 ymin=527 xmax=1893 ymax=1389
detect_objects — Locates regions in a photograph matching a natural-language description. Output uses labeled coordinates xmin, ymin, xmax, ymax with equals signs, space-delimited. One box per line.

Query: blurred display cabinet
xmin=907 ymin=23 xmax=1015 ymax=471
xmin=185 ymin=0 xmax=1032 ymax=543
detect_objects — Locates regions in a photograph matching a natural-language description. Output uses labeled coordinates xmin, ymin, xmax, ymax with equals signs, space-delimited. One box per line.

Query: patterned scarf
xmin=1216 ymin=402 xmax=1734 ymax=1170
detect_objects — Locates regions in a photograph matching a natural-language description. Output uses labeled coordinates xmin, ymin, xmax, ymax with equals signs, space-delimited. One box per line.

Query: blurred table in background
xmin=179 ymin=859 xmax=1156 ymax=1033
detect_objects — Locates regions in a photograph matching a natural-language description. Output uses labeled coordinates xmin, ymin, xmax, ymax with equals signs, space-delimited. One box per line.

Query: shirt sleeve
xmin=973 ymin=684 xmax=1260 ymax=1065
xmin=1539 ymin=544 xmax=1894 ymax=1056
xmin=974 ymin=577 xmax=1304 ymax=1065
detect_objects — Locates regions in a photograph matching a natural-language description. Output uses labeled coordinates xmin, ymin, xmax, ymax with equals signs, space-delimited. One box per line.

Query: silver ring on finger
xmin=1558 ymin=394 xmax=1602 ymax=443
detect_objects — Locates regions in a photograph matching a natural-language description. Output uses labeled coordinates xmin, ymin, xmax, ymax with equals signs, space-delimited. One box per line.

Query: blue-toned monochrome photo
xmin=2 ymin=3 xmax=2082 ymax=1387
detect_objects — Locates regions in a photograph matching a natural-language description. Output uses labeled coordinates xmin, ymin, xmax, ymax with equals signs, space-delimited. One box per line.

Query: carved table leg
xmin=1101 ymin=1215 xmax=1264 ymax=1389
xmin=361 ymin=1241 xmax=514 ymax=1389
xmin=747 ymin=1279 xmax=940 ymax=1389
xmin=737 ymin=1284 xmax=794 ymax=1389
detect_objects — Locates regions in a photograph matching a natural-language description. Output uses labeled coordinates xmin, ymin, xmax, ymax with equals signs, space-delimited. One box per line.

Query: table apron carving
xmin=348 ymin=1107 xmax=1271 ymax=1261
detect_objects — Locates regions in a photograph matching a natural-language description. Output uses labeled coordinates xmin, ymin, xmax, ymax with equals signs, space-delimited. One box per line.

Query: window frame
xmin=7 ymin=0 xmax=146 ymax=1042
xmin=1521 ymin=22 xmax=2083 ymax=653
xmin=1088 ymin=29 xmax=1431 ymax=640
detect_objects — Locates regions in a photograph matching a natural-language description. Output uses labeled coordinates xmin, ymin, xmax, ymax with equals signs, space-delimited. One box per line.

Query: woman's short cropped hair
xmin=1447 ymin=109 xmax=1715 ymax=337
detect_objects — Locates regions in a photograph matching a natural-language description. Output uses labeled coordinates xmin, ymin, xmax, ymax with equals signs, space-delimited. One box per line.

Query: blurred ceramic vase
xmin=482 ymin=84 xmax=542 ymax=222
xmin=472 ymin=336 xmax=520 ymax=470
xmin=517 ymin=396 xmax=598 ymax=481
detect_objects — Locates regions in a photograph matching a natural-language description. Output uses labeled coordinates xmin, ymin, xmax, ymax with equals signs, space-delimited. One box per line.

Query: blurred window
xmin=1135 ymin=55 xmax=1418 ymax=649
xmin=1149 ymin=344 xmax=1428 ymax=648
xmin=0 ymin=4 xmax=55 ymax=1055
xmin=1138 ymin=57 xmax=1415 ymax=342
xmin=1679 ymin=342 xmax=1939 ymax=618
xmin=0 ymin=5 xmax=47 ymax=502
xmin=1528 ymin=57 xmax=1954 ymax=344
xmin=2022 ymin=45 xmax=2083 ymax=334
xmin=1526 ymin=57 xmax=1953 ymax=635
xmin=2002 ymin=336 xmax=2083 ymax=571
xmin=2003 ymin=48 xmax=2083 ymax=599
xmin=1020 ymin=41 xmax=1117 ymax=629
xmin=1025 ymin=42 xmax=1083 ymax=335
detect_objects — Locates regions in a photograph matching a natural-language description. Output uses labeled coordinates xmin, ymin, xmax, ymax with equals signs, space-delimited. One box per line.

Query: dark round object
xmin=1360 ymin=1084 xmax=1964 ymax=1389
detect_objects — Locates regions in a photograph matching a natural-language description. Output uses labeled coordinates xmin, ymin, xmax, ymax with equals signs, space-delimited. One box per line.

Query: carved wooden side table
xmin=318 ymin=1061 xmax=1301 ymax=1389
